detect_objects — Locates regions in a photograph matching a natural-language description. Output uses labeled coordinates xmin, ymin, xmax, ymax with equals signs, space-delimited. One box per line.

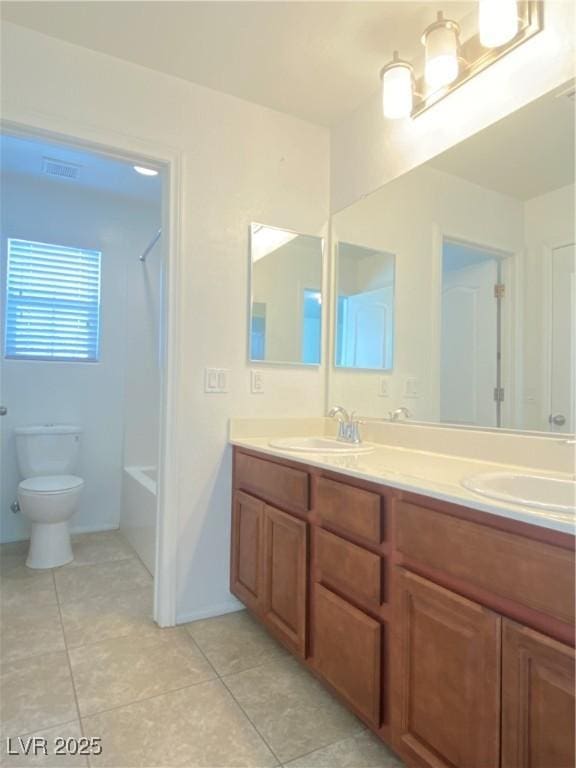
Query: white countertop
xmin=230 ymin=437 xmax=575 ymax=535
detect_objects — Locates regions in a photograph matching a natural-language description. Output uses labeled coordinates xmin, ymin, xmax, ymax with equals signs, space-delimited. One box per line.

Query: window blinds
xmin=5 ymin=238 xmax=102 ymax=361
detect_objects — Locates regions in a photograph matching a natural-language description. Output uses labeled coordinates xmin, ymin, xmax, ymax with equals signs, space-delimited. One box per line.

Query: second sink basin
xmin=268 ymin=437 xmax=374 ymax=455
xmin=462 ymin=472 xmax=576 ymax=514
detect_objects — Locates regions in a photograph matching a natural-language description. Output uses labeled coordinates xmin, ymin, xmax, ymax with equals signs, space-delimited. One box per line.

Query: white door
xmin=549 ymin=244 xmax=575 ymax=433
xmin=441 ymin=259 xmax=499 ymax=426
xmin=341 ymin=287 xmax=393 ymax=369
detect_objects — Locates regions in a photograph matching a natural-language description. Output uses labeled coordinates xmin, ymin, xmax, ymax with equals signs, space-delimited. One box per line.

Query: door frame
xmin=0 ymin=114 xmax=182 ymax=627
xmin=542 ymin=241 xmax=576 ymax=433
xmin=431 ymin=225 xmax=520 ymax=428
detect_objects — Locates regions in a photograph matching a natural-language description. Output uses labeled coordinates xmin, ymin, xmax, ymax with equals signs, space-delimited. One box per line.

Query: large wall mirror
xmin=249 ymin=224 xmax=324 ymax=365
xmin=330 ymin=81 xmax=575 ymax=434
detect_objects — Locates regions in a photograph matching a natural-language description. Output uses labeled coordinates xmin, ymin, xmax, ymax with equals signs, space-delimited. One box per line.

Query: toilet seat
xmin=19 ymin=475 xmax=84 ymax=494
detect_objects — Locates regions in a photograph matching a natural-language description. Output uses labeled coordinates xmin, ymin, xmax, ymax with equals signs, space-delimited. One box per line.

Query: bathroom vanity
xmin=229 ymin=443 xmax=575 ymax=768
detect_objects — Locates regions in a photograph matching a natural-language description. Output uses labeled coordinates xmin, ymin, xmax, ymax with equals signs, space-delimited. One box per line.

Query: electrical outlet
xmin=378 ymin=378 xmax=390 ymax=397
xmin=404 ymin=377 xmax=420 ymax=398
xmin=251 ymin=370 xmax=264 ymax=394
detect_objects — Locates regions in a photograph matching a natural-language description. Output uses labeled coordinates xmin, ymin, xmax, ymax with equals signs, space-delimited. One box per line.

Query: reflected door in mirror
xmin=549 ymin=243 xmax=575 ymax=433
xmin=335 ymin=243 xmax=395 ymax=371
xmin=249 ymin=224 xmax=324 ymax=366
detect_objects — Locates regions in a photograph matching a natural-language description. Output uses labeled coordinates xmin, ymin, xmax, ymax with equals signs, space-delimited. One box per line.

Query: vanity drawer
xmin=316 ymin=477 xmax=382 ymax=545
xmin=312 ymin=583 xmax=382 ymax=727
xmin=315 ymin=528 xmax=382 ymax=610
xmin=396 ymin=501 xmax=575 ymax=625
xmin=235 ymin=451 xmax=310 ymax=513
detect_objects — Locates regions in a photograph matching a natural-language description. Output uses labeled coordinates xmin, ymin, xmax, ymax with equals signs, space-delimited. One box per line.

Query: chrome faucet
xmin=388 ymin=407 xmax=412 ymax=422
xmin=328 ymin=406 xmax=362 ymax=444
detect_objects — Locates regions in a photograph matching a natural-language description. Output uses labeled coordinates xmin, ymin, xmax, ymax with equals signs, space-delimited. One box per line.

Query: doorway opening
xmin=0 ymin=128 xmax=173 ymax=625
xmin=440 ymin=237 xmax=512 ymax=428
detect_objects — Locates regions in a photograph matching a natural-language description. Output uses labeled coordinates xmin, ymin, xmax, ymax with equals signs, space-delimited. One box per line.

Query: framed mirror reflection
xmin=329 ymin=81 xmax=575 ymax=434
xmin=249 ymin=223 xmax=324 ymax=366
xmin=334 ymin=243 xmax=395 ymax=370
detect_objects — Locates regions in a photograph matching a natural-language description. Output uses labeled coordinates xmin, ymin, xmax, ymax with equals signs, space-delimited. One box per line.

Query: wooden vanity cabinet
xmin=502 ymin=620 xmax=575 ymax=768
xmin=231 ymin=494 xmax=308 ymax=655
xmin=312 ymin=583 xmax=382 ymax=727
xmin=394 ymin=569 xmax=501 ymax=768
xmin=262 ymin=504 xmax=307 ymax=656
xmin=230 ymin=448 xmax=575 ymax=768
xmin=231 ymin=491 xmax=265 ymax=614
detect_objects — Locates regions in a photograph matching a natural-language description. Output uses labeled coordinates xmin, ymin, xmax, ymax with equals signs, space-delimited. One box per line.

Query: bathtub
xmin=121 ymin=465 xmax=157 ymax=576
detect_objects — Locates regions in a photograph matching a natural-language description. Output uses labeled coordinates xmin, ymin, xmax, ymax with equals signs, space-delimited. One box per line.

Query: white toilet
xmin=15 ymin=425 xmax=84 ymax=569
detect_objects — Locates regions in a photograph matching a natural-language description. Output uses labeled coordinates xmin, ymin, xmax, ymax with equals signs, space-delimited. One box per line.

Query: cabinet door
xmin=230 ymin=491 xmax=264 ymax=613
xmin=313 ymin=583 xmax=381 ymax=727
xmin=502 ymin=619 xmax=575 ymax=768
xmin=263 ymin=505 xmax=307 ymax=656
xmin=394 ymin=569 xmax=500 ymax=768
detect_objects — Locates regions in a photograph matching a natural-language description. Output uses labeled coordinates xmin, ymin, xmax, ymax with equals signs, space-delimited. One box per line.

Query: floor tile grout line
xmin=56 ymin=580 xmax=153 ymax=612
xmin=2 ymin=718 xmax=81 ymax=742
xmin=180 ymin=630 xmax=222 ymax=681
xmin=55 ymin=553 xmax=139 ymax=573
xmin=218 ymin=674 xmax=284 ymax=767
xmin=212 ymin=649 xmax=367 ymax=766
xmin=54 ymin=565 xmax=151 ymax=606
xmin=53 ymin=567 xmax=87 ymax=740
xmin=77 ymin=675 xmax=224 ymax=722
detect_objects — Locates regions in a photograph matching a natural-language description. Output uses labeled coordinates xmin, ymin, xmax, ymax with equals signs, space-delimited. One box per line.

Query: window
xmin=5 ymin=238 xmax=102 ymax=362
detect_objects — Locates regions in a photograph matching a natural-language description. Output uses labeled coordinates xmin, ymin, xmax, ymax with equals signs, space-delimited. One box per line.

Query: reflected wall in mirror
xmin=249 ymin=224 xmax=323 ymax=365
xmin=329 ymin=81 xmax=575 ymax=433
xmin=335 ymin=243 xmax=395 ymax=370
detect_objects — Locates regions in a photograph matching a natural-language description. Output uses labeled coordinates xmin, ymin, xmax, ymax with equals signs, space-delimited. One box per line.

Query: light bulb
xmin=422 ymin=12 xmax=460 ymax=90
xmin=479 ymin=0 xmax=519 ymax=48
xmin=381 ymin=54 xmax=414 ymax=119
xmin=133 ymin=165 xmax=159 ymax=177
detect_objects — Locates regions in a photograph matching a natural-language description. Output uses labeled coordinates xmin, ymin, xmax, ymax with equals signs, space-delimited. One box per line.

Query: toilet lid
xmin=19 ymin=475 xmax=84 ymax=494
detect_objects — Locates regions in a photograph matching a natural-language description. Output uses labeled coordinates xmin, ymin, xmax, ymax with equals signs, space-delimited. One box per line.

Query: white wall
xmin=0 ymin=21 xmax=330 ymax=620
xmin=330 ymin=1 xmax=575 ymax=211
xmin=0 ymin=171 xmax=160 ymax=542
xmin=330 ymin=165 xmax=525 ymax=422
xmin=123 ymin=228 xmax=162 ymax=467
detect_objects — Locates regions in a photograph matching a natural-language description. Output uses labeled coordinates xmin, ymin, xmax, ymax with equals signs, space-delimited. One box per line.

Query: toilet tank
xmin=15 ymin=425 xmax=82 ymax=478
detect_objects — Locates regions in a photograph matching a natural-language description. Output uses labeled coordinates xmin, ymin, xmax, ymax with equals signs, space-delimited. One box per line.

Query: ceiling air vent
xmin=42 ymin=157 xmax=81 ymax=180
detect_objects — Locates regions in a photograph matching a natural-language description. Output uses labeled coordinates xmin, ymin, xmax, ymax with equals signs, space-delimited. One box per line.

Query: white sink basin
xmin=462 ymin=472 xmax=576 ymax=514
xmin=268 ymin=437 xmax=374 ymax=455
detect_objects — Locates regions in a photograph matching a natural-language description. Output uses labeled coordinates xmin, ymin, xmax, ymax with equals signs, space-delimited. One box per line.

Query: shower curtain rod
xmin=140 ymin=228 xmax=162 ymax=262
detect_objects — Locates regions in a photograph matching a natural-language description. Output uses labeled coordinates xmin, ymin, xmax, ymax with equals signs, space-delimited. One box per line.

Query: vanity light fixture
xmin=380 ymin=51 xmax=414 ymax=119
xmin=422 ymin=11 xmax=460 ymax=90
xmin=379 ymin=1 xmax=543 ymax=120
xmin=479 ymin=0 xmax=519 ymax=48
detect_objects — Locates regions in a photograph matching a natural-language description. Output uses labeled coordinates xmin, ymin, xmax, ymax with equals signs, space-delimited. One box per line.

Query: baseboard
xmin=0 ymin=523 xmax=120 ymax=545
xmin=176 ymin=599 xmax=243 ymax=625
xmin=70 ymin=523 xmax=119 ymax=535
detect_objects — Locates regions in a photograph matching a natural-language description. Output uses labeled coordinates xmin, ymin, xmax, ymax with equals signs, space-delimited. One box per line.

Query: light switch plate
xmin=404 ymin=377 xmax=420 ymax=398
xmin=251 ymin=370 xmax=264 ymax=394
xmin=205 ymin=368 xmax=229 ymax=393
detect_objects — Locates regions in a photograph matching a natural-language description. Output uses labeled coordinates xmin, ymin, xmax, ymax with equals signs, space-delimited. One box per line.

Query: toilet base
xmin=26 ymin=521 xmax=74 ymax=569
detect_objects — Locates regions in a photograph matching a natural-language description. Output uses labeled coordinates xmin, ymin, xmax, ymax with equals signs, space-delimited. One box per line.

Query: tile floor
xmin=0 ymin=531 xmax=402 ymax=768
